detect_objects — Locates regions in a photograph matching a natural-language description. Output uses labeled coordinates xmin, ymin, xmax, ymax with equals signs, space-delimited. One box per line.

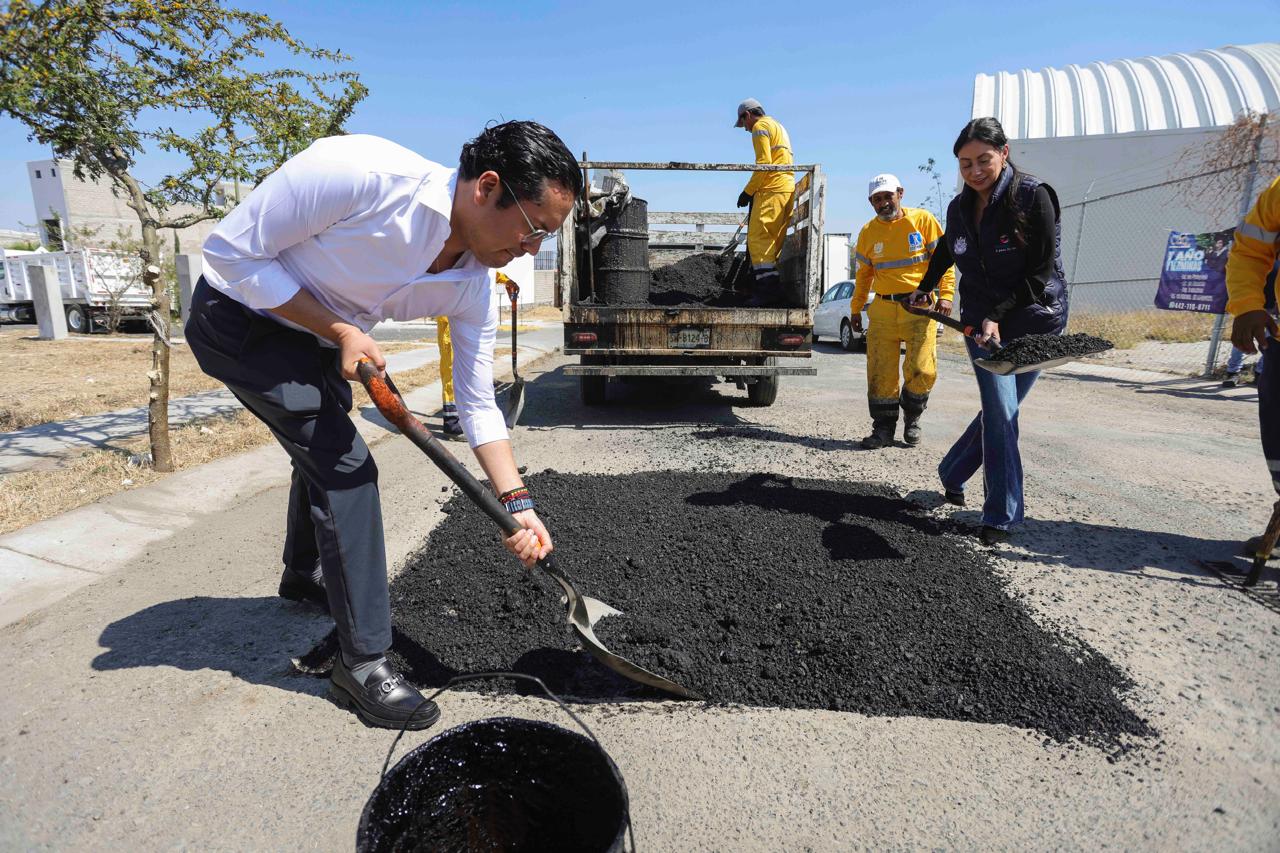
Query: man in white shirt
xmin=186 ymin=121 xmax=580 ymax=730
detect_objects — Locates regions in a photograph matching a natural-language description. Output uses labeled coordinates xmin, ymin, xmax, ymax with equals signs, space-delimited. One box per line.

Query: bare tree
xmin=1178 ymin=111 xmax=1280 ymax=223
xmin=917 ymin=158 xmax=948 ymax=226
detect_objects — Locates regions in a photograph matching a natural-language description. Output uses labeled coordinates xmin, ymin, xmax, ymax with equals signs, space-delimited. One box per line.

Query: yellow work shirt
xmin=743 ymin=116 xmax=795 ymax=197
xmin=1227 ymin=173 xmax=1280 ymax=316
xmin=851 ymin=207 xmax=955 ymax=314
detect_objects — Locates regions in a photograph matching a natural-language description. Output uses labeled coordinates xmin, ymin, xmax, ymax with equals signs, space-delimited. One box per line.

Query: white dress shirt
xmin=202 ymin=134 xmax=507 ymax=448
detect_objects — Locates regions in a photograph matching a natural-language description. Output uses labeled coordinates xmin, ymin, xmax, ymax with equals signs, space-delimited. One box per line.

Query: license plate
xmin=668 ymin=327 xmax=711 ymax=349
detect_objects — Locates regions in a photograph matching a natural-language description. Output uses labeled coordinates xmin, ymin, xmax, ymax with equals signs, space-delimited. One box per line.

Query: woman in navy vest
xmin=911 ymin=117 xmax=1068 ymax=546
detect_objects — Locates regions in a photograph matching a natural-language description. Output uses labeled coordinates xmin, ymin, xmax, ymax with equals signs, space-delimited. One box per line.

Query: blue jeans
xmin=939 ymin=338 xmax=1041 ymax=530
xmin=1227 ymin=346 xmax=1246 ymax=373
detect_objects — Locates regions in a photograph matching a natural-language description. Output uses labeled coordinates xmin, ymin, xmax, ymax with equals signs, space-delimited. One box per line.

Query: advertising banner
xmin=1155 ymin=228 xmax=1233 ymax=314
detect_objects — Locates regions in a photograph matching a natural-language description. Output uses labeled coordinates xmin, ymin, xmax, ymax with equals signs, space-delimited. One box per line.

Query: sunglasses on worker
xmin=502 ymin=180 xmax=552 ymax=252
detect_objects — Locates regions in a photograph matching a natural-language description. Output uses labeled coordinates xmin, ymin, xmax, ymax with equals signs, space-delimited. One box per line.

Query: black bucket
xmin=357 ymin=674 xmax=631 ymax=853
xmin=595 ymin=197 xmax=650 ymax=305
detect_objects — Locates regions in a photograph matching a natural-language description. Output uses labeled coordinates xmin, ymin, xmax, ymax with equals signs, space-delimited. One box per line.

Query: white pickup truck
xmin=0 ymin=247 xmax=149 ymax=332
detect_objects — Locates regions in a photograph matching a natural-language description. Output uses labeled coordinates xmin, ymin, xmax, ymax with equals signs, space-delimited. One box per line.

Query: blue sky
xmin=1 ymin=0 xmax=1277 ymax=236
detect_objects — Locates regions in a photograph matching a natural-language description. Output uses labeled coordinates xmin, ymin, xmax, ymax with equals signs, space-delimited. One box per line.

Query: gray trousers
xmin=184 ymin=279 xmax=391 ymax=657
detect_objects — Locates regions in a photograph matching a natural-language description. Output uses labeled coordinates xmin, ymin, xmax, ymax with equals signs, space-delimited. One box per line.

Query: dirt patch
xmin=359 ymin=470 xmax=1153 ymax=748
xmin=0 ymin=336 xmax=223 ymax=430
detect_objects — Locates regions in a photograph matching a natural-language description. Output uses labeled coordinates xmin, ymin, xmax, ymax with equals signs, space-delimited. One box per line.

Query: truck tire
xmin=64 ymin=303 xmax=91 ymax=334
xmin=581 ymin=375 xmax=607 ymax=405
xmin=748 ymin=358 xmax=779 ymax=406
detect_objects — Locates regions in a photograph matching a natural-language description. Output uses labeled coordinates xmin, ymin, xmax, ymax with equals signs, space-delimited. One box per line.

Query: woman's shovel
xmin=900 ymin=299 xmax=1112 ymax=375
xmin=356 ymin=359 xmax=702 ymax=700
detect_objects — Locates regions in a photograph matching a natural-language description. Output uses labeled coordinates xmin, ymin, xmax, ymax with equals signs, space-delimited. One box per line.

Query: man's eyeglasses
xmin=502 ymin=180 xmax=552 ymax=252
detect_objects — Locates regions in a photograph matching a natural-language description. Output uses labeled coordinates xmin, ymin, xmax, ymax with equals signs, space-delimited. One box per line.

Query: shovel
xmin=496 ymin=272 xmax=525 ymax=428
xmin=356 ymin=359 xmax=702 ymax=700
xmin=900 ymin=299 xmax=1111 ymax=375
xmin=716 ymin=216 xmax=749 ymax=287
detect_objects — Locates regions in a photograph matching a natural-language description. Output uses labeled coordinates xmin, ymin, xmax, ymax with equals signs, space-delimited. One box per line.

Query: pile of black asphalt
xmin=645 ymin=253 xmax=752 ymax=308
xmin=339 ymin=470 xmax=1154 ymax=749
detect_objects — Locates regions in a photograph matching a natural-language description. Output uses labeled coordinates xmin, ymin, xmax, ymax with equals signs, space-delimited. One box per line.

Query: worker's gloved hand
xmin=503 ymin=509 xmax=554 ymax=568
xmin=338 ymin=328 xmax=386 ymax=381
xmin=850 ymin=313 xmax=863 ymax=333
xmin=1232 ymin=309 xmax=1278 ymax=354
xmin=737 ymin=191 xmax=752 ymax=208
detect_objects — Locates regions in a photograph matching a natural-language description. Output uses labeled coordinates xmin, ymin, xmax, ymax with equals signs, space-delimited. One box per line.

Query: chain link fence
xmin=1054 ymin=142 xmax=1280 ymax=378
xmin=1058 ymin=171 xmax=1239 ymax=377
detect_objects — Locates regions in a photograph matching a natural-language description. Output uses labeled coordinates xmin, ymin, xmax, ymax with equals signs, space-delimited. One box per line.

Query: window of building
xmin=34 ymin=170 xmax=41 ymax=179
xmin=534 ymin=245 xmax=557 ymax=271
xmin=43 ymin=218 xmax=63 ymax=251
xmin=50 ymin=167 xmax=56 ymax=177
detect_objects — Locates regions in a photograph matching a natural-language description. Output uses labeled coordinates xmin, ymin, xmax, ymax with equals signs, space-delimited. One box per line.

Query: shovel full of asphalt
xmin=902 ymin=302 xmax=1113 ymax=374
xmin=355 ymin=360 xmax=702 ymax=700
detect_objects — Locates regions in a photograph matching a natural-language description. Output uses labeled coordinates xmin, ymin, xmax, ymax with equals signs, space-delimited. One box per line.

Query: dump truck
xmin=557 ymin=161 xmax=825 ymax=406
xmin=0 ymin=247 xmax=149 ymax=332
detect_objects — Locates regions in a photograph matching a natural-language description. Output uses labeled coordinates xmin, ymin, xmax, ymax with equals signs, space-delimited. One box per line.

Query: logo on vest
xmin=872 ymin=242 xmax=884 ymax=256
xmin=953 ymin=236 xmax=967 ymax=256
xmin=908 ymin=232 xmax=923 ymax=252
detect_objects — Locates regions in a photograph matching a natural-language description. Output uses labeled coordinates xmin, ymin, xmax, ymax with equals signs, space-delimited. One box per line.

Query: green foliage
xmin=0 ymin=0 xmax=368 ymax=231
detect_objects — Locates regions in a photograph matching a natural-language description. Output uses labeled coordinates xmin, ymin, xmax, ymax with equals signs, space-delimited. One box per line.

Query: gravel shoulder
xmin=0 ymin=343 xmax=1275 ymax=851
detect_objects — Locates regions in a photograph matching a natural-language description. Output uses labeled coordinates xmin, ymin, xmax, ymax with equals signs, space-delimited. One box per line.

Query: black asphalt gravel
xmin=986 ymin=333 xmax=1114 ymax=368
xmin=645 ymin=253 xmax=752 ymax=307
xmin=341 ymin=470 xmax=1153 ymax=748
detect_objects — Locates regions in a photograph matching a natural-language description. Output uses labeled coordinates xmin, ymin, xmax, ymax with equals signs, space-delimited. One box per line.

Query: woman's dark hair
xmin=953 ymin=116 xmax=1032 ymax=247
xmin=459 ymin=120 xmax=583 ymax=208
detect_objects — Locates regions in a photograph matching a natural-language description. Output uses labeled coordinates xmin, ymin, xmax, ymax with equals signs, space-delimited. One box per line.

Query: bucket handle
xmin=380 ymin=671 xmax=636 ymax=852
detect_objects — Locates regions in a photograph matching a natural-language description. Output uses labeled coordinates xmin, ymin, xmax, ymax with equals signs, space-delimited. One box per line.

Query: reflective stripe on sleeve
xmin=1238 ymin=220 xmax=1280 ymax=243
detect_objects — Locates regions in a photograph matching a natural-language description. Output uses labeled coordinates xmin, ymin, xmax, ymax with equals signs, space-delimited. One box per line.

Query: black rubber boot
xmin=900 ymin=390 xmax=928 ymax=447
xmin=903 ymin=417 xmax=922 ymax=447
xmin=861 ymin=419 xmax=897 ymax=449
xmin=746 ymin=270 xmax=784 ymax=308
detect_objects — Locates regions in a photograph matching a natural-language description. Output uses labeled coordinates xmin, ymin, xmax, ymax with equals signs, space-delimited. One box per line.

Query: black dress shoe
xmin=944 ymin=489 xmax=965 ymax=506
xmin=979 ymin=525 xmax=1010 ymax=546
xmin=329 ymin=657 xmax=441 ymax=731
xmin=278 ymin=567 xmax=329 ymax=614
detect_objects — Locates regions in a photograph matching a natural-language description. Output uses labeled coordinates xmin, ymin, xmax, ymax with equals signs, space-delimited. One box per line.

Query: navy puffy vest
xmin=943 ymin=167 xmax=1069 ymax=339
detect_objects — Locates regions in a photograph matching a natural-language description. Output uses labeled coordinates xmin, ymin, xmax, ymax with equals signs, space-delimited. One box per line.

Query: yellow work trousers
xmin=865 ymin=298 xmax=937 ymax=424
xmin=435 ymin=316 xmax=454 ymax=405
xmin=747 ymin=190 xmax=794 ymax=268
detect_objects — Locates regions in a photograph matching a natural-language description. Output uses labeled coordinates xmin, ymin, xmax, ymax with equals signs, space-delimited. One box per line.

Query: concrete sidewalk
xmin=0 ymin=324 xmax=559 ymax=475
xmin=0 ymin=324 xmax=563 ymax=628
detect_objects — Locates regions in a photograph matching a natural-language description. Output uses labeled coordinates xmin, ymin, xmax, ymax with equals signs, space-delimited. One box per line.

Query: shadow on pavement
xmin=91 ymin=595 xmax=342 ymax=698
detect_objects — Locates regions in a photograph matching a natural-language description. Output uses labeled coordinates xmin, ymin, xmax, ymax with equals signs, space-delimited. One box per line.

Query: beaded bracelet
xmin=500 ymin=487 xmax=534 ymax=514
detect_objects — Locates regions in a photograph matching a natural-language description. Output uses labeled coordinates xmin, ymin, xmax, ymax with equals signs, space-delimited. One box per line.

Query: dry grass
xmin=0 ymin=334 xmax=224 ymax=431
xmin=511 ymin=304 xmax=563 ymax=321
xmin=1068 ymin=310 xmax=1215 ymax=350
xmin=0 ymin=348 xmax=511 ymax=535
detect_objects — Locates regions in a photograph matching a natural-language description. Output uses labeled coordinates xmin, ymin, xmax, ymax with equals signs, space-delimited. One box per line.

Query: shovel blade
xmin=975 ymin=346 xmax=1112 ymax=376
xmin=503 ymin=379 xmax=526 ymax=428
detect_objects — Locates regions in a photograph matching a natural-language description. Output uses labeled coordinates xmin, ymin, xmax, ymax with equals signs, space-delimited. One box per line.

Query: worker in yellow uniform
xmin=1227 ymin=173 xmax=1280 ymax=504
xmin=851 ymin=174 xmax=955 ymax=449
xmin=434 ymin=316 xmax=463 ymax=435
xmin=734 ymin=98 xmax=795 ymax=307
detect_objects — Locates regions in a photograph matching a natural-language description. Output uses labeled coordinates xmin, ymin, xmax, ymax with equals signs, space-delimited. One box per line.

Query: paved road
xmin=1 ymin=341 xmax=1276 ymax=850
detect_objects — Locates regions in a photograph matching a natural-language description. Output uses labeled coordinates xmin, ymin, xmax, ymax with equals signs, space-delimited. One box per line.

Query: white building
xmin=970 ymin=42 xmax=1280 ymax=318
xmin=26 ymin=158 xmax=234 ymax=254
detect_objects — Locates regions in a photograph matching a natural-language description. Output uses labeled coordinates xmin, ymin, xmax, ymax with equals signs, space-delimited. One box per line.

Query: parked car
xmin=812 ymin=280 xmax=868 ymax=351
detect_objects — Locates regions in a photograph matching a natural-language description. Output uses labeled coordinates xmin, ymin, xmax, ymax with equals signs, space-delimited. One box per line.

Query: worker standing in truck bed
xmin=733 ymin=98 xmax=795 ymax=307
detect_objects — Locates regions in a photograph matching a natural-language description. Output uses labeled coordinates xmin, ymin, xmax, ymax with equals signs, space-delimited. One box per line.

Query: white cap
xmin=734 ymin=98 xmax=763 ymax=127
xmin=867 ymin=173 xmax=902 ymax=198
